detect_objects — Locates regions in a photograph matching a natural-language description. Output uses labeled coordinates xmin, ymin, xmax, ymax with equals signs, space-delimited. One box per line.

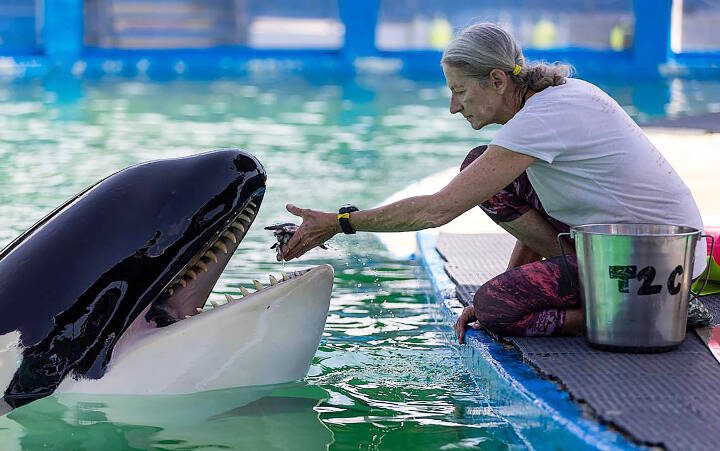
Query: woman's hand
xmin=279 ymin=204 xmax=340 ymax=261
xmin=454 ymin=305 xmax=481 ymax=344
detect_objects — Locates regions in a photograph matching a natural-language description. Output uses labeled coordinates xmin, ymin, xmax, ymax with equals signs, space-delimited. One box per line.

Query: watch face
xmin=340 ymin=205 xmax=358 ymax=214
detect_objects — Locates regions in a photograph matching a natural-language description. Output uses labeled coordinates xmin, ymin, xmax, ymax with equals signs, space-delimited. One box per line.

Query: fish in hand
xmin=265 ymin=222 xmax=327 ymax=260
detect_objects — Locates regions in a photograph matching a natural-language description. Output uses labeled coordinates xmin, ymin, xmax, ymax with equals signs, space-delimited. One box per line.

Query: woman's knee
xmin=460 ymin=145 xmax=488 ymax=172
xmin=472 ymin=283 xmax=516 ymax=334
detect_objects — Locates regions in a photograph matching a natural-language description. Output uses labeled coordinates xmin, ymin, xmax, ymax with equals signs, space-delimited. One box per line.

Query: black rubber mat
xmin=437 ymin=233 xmax=513 ymax=306
xmin=437 ymin=232 xmax=720 ymax=450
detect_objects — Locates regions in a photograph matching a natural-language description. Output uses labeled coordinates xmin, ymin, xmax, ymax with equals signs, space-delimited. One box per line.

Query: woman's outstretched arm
xmin=280 ymin=145 xmax=534 ymax=260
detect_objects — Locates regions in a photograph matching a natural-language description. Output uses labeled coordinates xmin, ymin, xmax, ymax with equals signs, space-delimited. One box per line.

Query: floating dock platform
xmin=418 ymin=231 xmax=720 ymax=450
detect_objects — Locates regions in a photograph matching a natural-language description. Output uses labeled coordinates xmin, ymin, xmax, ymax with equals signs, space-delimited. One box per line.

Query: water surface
xmin=0 ymin=74 xmax=718 ymax=450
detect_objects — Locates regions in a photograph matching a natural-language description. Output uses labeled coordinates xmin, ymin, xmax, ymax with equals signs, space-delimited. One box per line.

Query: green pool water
xmin=0 ymin=74 xmax=717 ymax=450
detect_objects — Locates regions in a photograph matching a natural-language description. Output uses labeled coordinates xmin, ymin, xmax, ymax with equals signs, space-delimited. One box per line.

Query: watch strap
xmin=337 ymin=205 xmax=359 ymax=234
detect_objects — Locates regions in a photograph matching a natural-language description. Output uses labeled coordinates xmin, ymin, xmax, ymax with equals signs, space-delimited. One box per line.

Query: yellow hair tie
xmin=512 ymin=64 xmax=521 ymax=75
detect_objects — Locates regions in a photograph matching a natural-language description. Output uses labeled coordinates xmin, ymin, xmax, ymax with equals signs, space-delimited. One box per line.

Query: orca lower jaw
xmin=145 ymin=196 xmax=262 ymax=328
xmin=60 ymin=264 xmax=334 ymax=394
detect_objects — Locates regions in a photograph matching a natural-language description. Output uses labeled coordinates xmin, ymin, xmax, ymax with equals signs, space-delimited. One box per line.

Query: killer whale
xmin=0 ymin=149 xmax=333 ymax=408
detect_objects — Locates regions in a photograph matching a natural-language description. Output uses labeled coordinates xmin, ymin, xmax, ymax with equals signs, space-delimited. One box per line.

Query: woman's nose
xmin=449 ymin=95 xmax=462 ymax=114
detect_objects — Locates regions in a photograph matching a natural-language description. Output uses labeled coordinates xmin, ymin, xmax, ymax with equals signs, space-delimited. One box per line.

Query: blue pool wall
xmin=1 ymin=0 xmax=719 ymax=80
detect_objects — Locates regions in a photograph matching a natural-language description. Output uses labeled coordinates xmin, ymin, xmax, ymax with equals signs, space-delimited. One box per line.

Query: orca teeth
xmin=157 ymin=196 xmax=265 ymax=326
xmin=177 ymin=267 xmax=314 ymax=322
xmin=204 ymin=251 xmax=218 ymax=263
xmin=213 ymin=241 xmax=228 ymax=254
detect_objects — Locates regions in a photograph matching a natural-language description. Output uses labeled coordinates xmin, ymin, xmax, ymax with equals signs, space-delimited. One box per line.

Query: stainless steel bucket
xmin=559 ymin=224 xmax=702 ymax=353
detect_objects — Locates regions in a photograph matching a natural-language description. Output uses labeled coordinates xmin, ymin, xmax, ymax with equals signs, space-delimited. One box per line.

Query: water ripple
xmin=1 ymin=74 xmax=717 ymax=449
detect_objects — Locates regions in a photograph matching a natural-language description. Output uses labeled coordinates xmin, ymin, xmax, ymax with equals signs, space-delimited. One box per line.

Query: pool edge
xmin=416 ymin=230 xmax=640 ymax=450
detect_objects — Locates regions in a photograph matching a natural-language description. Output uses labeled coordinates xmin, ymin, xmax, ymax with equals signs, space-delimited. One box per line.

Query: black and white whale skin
xmin=0 ymin=149 xmax=333 ymax=409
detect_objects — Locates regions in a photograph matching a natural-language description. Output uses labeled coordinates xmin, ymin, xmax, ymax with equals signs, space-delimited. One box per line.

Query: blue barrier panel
xmin=633 ymin=0 xmax=672 ymax=73
xmin=339 ymin=0 xmax=379 ymax=58
xmin=0 ymin=1 xmax=39 ymax=54
xmin=44 ymin=0 xmax=83 ymax=60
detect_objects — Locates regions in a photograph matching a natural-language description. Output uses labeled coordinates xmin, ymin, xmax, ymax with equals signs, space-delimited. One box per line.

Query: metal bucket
xmin=558 ymin=224 xmax=705 ymax=353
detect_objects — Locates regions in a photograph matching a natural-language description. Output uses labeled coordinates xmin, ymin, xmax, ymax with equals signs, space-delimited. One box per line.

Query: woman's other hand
xmin=454 ymin=305 xmax=481 ymax=344
xmin=280 ymin=204 xmax=340 ymax=260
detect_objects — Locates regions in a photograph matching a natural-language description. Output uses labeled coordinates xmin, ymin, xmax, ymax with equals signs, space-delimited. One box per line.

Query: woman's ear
xmin=488 ymin=69 xmax=508 ymax=94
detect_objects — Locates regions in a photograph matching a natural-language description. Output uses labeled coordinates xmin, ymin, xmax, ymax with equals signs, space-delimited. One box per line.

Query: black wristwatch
xmin=337 ymin=204 xmax=359 ymax=234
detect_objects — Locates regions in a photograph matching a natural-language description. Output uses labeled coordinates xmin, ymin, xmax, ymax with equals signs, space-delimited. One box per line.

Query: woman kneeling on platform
xmin=276 ymin=23 xmax=711 ymax=342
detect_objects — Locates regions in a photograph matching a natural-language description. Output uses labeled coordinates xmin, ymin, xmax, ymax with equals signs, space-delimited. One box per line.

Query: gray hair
xmin=441 ymin=23 xmax=573 ymax=92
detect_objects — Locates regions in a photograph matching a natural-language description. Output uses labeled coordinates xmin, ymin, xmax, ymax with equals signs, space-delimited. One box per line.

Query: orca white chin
xmin=57 ymin=264 xmax=334 ymax=395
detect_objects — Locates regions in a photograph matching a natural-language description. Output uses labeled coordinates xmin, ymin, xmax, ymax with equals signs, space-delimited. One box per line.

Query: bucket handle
xmin=690 ymin=233 xmax=716 ymax=302
xmin=556 ymin=232 xmax=576 ymax=290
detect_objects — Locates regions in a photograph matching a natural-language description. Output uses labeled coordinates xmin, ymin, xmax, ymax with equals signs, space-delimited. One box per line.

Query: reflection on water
xmin=0 ymin=383 xmax=333 ymax=450
xmin=0 ymin=73 xmax=718 ymax=449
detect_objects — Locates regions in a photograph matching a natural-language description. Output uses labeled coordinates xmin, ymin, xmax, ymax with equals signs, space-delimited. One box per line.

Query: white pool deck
xmin=377 ymin=128 xmax=720 ymax=259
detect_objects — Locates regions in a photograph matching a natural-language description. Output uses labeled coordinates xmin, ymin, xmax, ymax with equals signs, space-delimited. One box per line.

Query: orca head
xmin=0 ymin=149 xmax=267 ymax=407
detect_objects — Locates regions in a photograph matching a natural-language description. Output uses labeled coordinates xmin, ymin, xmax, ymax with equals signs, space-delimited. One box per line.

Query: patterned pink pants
xmin=462 ymin=145 xmax=580 ymax=336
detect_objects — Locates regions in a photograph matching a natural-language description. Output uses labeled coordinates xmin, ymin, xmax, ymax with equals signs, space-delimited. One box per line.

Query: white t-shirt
xmin=490 ymin=78 xmax=707 ymax=277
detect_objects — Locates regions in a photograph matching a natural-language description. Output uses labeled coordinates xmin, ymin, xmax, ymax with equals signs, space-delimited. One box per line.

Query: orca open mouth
xmin=144 ymin=193 xmax=263 ymax=327
xmin=142 ymin=192 xmax=316 ymax=329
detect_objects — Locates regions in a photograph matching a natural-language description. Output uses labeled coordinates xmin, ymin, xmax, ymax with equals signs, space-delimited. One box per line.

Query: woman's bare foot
xmin=560 ymin=308 xmax=584 ymax=336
